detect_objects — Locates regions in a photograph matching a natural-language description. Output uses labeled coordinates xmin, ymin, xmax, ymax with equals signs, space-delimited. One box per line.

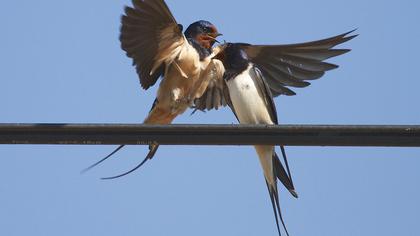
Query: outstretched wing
xmin=193 ymin=30 xmax=357 ymax=112
xmin=241 ymin=30 xmax=357 ymax=96
xmin=120 ymin=0 xmax=185 ymax=90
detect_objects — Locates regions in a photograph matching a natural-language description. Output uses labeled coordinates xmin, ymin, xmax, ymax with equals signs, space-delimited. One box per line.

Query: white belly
xmin=226 ymin=65 xmax=274 ymax=125
xmin=227 ymin=65 xmax=276 ymax=187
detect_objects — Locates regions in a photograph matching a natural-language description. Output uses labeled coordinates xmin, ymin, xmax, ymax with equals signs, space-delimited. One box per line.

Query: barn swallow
xmin=213 ymin=43 xmax=296 ymax=236
xmin=195 ymin=32 xmax=357 ymax=235
xmin=82 ymin=0 xmax=224 ymax=177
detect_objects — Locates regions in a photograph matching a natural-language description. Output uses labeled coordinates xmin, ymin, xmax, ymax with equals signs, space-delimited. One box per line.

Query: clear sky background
xmin=1 ymin=0 xmax=419 ymax=235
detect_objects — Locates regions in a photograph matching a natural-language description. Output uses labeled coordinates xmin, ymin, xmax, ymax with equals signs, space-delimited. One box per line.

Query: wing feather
xmin=251 ymin=66 xmax=279 ymax=125
xmin=120 ymin=0 xmax=185 ymax=90
xmin=274 ymin=54 xmax=339 ymax=73
xmin=192 ymin=54 xmax=227 ymax=112
xmin=262 ymin=63 xmax=312 ymax=87
xmin=242 ymin=30 xmax=357 ymax=96
xmin=194 ymin=75 xmax=227 ymax=112
xmin=193 ymin=30 xmax=357 ymax=112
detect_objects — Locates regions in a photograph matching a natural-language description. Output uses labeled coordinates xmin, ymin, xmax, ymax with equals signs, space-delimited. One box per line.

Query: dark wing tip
xmin=345 ymin=33 xmax=359 ymax=41
xmin=141 ymin=83 xmax=151 ymax=90
xmin=344 ymin=28 xmax=358 ymax=36
xmin=290 ymin=189 xmax=299 ymax=198
xmin=301 ymin=81 xmax=311 ymax=87
xmin=283 ymin=89 xmax=296 ymax=96
xmin=334 ymin=48 xmax=352 ymax=55
xmin=337 ymin=34 xmax=358 ymax=49
xmin=330 ymin=29 xmax=358 ymax=49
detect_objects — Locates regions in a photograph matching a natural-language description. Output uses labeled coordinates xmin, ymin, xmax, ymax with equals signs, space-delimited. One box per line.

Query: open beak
xmin=207 ymin=33 xmax=223 ymax=43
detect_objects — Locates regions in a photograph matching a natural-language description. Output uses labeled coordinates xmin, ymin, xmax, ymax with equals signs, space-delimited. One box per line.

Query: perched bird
xmin=82 ymin=0 xmax=224 ymax=177
xmin=212 ymin=43 xmax=297 ymax=236
xmin=195 ymin=32 xmax=357 ymax=235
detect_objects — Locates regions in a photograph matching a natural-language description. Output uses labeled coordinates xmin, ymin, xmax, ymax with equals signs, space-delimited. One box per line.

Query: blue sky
xmin=1 ymin=0 xmax=419 ymax=235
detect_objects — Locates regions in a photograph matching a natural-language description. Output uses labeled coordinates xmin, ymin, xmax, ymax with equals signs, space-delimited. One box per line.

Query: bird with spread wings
xmin=83 ymin=0 xmax=224 ymax=178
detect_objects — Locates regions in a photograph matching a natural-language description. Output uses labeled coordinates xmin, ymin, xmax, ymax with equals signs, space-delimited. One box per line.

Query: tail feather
xmin=101 ymin=144 xmax=159 ymax=180
xmin=272 ymin=183 xmax=290 ymax=236
xmin=81 ymin=145 xmax=126 ymax=174
xmin=82 ymin=99 xmax=162 ymax=177
xmin=280 ymin=146 xmax=295 ymax=189
xmin=273 ymin=150 xmax=298 ymax=198
xmin=265 ymin=179 xmax=290 ymax=236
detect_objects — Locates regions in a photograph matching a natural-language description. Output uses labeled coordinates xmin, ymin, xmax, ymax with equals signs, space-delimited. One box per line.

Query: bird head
xmin=214 ymin=43 xmax=249 ymax=70
xmin=185 ymin=20 xmax=222 ymax=49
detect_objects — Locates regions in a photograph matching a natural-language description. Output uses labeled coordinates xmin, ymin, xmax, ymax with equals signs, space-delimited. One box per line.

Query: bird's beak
xmin=207 ymin=33 xmax=223 ymax=43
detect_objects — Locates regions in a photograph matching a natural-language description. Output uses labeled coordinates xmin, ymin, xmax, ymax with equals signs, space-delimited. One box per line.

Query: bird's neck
xmin=187 ymin=38 xmax=211 ymax=61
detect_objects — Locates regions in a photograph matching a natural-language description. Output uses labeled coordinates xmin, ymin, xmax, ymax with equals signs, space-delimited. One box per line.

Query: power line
xmin=1 ymin=123 xmax=419 ymax=147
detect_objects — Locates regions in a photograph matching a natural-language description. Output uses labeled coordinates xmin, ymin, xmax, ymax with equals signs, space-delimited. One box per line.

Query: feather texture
xmin=120 ymin=0 xmax=185 ymax=89
xmin=193 ymin=30 xmax=357 ymax=111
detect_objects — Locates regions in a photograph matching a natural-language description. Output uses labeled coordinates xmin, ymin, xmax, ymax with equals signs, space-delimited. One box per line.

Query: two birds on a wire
xmin=83 ymin=0 xmax=357 ymax=235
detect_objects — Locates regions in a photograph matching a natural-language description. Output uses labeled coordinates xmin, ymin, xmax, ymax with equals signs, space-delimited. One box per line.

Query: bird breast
xmin=175 ymin=42 xmax=203 ymax=77
xmin=156 ymin=42 xmax=216 ymax=116
xmin=226 ymin=65 xmax=274 ymax=125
